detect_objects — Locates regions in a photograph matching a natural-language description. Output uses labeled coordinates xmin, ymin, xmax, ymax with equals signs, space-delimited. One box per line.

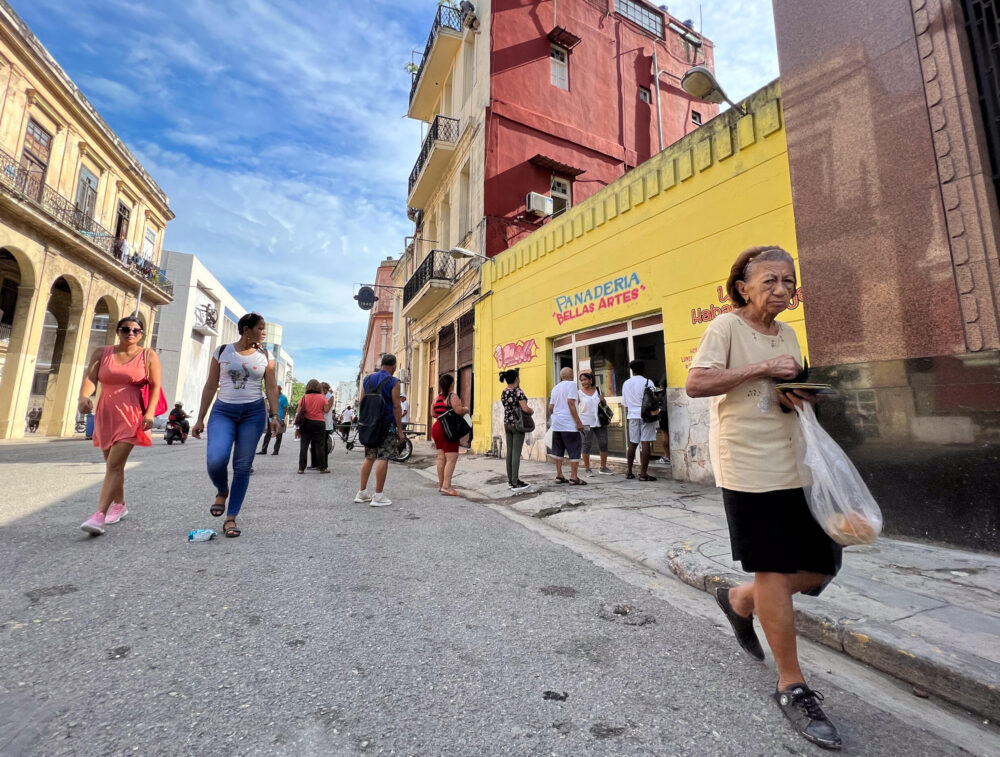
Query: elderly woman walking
xmin=686 ymin=246 xmax=843 ymax=750
xmin=77 ymin=315 xmax=160 ymax=535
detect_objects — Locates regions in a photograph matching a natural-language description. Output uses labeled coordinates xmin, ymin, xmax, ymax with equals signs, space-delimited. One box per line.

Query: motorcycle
xmin=164 ymin=419 xmax=187 ymax=445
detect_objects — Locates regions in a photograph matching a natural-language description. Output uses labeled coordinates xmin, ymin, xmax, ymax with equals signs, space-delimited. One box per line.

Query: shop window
xmin=639 ymin=86 xmax=651 ymax=104
xmin=551 ymin=176 xmax=571 ymax=216
xmin=632 ymin=331 xmax=667 ymax=387
xmin=576 ymin=337 xmax=629 ymax=396
xmin=550 ymin=44 xmax=569 ymax=90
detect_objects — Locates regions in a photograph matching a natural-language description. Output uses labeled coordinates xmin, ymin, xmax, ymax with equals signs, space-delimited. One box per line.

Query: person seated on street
xmin=686 ymin=246 xmax=843 ymax=751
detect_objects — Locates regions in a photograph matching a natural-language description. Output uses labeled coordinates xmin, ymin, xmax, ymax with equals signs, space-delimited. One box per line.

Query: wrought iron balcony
xmin=408 ymin=115 xmax=460 ymax=208
xmin=410 ymin=5 xmax=465 ymax=103
xmin=402 ymin=249 xmax=455 ymax=318
xmin=408 ymin=5 xmax=468 ymax=121
xmin=0 ymin=147 xmax=173 ymax=297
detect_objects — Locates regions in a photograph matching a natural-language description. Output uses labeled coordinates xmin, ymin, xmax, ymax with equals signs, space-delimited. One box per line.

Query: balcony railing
xmin=408 ymin=115 xmax=460 ymax=197
xmin=409 ymin=5 xmax=466 ymax=104
xmin=0 ymin=147 xmax=173 ymax=297
xmin=403 ymin=249 xmax=456 ymax=309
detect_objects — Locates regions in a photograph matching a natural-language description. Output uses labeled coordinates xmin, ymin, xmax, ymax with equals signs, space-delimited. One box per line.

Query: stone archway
xmin=34 ymin=274 xmax=86 ymax=436
xmin=0 ymin=246 xmax=40 ymax=437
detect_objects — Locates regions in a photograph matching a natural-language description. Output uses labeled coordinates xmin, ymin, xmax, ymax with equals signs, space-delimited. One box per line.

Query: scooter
xmin=164 ymin=419 xmax=187 ymax=445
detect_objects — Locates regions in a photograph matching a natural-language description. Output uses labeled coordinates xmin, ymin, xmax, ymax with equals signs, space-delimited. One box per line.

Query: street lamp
xmin=680 ymin=65 xmax=746 ymax=115
xmin=448 ymin=246 xmax=493 ymax=263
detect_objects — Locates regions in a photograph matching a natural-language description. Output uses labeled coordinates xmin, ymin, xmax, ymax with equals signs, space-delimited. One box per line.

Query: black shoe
xmin=773 ymin=683 xmax=842 ymax=750
xmin=256 ymin=450 xmax=267 ymax=455
xmin=715 ymin=587 xmax=765 ymax=661
xmin=271 ymin=451 xmax=279 ymax=456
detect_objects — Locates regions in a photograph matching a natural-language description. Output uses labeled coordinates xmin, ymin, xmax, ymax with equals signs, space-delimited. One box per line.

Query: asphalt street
xmin=0 ymin=435 xmax=986 ymax=756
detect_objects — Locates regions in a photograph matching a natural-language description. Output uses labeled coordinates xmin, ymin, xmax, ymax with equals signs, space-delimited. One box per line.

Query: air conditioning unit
xmin=526 ymin=191 xmax=553 ymax=217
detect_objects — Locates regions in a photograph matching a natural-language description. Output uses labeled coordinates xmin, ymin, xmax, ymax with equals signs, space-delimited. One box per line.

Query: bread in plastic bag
xmin=795 ymin=403 xmax=883 ymax=546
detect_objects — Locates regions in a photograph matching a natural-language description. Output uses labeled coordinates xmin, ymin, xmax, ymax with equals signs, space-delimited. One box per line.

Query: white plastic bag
xmin=796 ymin=403 xmax=883 ymax=546
xmin=543 ymin=426 xmax=553 ymax=451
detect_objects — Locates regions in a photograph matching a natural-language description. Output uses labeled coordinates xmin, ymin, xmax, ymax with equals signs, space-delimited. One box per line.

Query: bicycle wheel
xmin=393 ymin=437 xmax=413 ymax=463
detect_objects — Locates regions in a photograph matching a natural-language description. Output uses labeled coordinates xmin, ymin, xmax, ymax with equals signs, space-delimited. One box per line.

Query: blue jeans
xmin=206 ymin=398 xmax=266 ymax=517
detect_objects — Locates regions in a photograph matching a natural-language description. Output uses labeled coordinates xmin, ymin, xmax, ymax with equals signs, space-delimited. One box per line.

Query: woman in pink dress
xmin=77 ymin=315 xmax=161 ymax=535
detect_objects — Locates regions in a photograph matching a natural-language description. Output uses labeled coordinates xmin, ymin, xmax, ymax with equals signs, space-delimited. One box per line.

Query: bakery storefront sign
xmin=553 ymin=272 xmax=645 ymax=325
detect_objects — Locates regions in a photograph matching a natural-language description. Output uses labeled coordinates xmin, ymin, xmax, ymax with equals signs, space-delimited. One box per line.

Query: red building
xmin=484 ymin=0 xmax=716 ymax=255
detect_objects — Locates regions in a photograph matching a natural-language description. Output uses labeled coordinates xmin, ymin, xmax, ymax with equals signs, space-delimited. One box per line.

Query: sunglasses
xmin=119 ymin=326 xmax=143 ymax=335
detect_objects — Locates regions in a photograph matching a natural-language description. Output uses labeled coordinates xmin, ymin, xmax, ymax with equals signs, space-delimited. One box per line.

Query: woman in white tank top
xmin=191 ymin=313 xmax=280 ymax=537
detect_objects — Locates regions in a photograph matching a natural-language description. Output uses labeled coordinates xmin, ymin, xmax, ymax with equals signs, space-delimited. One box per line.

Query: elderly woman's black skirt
xmin=721 ymin=487 xmax=842 ymax=594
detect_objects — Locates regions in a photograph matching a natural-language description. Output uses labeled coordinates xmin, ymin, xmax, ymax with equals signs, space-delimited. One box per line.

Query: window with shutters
xmin=639 ymin=86 xmax=651 ymax=104
xmin=550 ymin=44 xmax=568 ymax=90
xmin=551 ymin=176 xmax=571 ymax=216
xmin=20 ymin=119 xmax=52 ymax=202
xmin=142 ymin=225 xmax=157 ymax=259
xmin=75 ymin=166 xmax=99 ymax=220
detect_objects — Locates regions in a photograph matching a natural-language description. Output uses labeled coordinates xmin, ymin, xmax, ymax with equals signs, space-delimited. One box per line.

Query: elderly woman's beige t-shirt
xmin=690 ymin=312 xmax=803 ymax=492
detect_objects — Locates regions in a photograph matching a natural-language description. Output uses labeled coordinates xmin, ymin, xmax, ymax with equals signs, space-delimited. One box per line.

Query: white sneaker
xmin=370 ymin=493 xmax=392 ymax=507
xmin=353 ymin=490 xmax=372 ymax=503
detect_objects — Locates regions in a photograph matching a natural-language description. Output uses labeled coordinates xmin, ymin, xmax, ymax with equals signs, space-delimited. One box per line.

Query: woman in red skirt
xmin=430 ymin=373 xmax=468 ymax=496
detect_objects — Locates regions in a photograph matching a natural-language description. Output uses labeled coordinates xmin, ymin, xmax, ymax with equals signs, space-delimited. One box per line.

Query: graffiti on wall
xmin=689 ymin=285 xmax=804 ymax=324
xmin=495 ymin=339 xmax=538 ymax=368
xmin=553 ymin=272 xmax=645 ymax=325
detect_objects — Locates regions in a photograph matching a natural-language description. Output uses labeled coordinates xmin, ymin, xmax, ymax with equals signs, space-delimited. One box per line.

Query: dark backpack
xmin=641 ymin=380 xmax=665 ymax=423
xmin=358 ymin=374 xmax=394 ymax=446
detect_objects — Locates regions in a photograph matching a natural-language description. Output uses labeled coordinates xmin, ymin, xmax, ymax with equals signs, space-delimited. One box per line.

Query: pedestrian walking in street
xmin=548 ymin=366 xmax=586 ymax=485
xmin=338 ymin=405 xmax=355 ymax=442
xmin=500 ymin=369 xmax=533 ymax=492
xmin=76 ymin=315 xmax=159 ymax=535
xmin=295 ymin=380 xmax=333 ymax=473
xmin=577 ymin=371 xmax=612 ymax=475
xmin=355 ymin=354 xmax=404 ymax=506
xmin=258 ymin=386 xmax=289 ymax=455
xmin=686 ymin=246 xmax=843 ymax=750
xmin=621 ymin=360 xmax=658 ymax=481
xmin=431 ymin=374 xmax=469 ymax=496
xmin=25 ymin=407 xmax=39 ymax=433
xmin=400 ymin=395 xmax=410 ymax=431
xmin=191 ymin=313 xmax=280 ymax=538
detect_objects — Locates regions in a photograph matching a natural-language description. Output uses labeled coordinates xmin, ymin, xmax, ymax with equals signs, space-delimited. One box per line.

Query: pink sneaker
xmin=105 ymin=502 xmax=128 ymax=524
xmin=80 ymin=512 xmax=106 ymax=535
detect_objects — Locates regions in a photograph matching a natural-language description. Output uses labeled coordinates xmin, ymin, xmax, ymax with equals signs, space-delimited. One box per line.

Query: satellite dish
xmin=354 ymin=286 xmax=379 ymax=311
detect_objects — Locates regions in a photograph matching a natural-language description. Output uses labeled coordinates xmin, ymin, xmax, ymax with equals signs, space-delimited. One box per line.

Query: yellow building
xmin=0 ymin=4 xmax=174 ymax=438
xmin=473 ymin=82 xmax=806 ymax=484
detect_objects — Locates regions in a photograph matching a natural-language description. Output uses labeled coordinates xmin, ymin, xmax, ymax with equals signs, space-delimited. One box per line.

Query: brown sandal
xmin=555 ymin=476 xmax=569 ymax=484
xmin=222 ymin=518 xmax=241 ymax=538
xmin=210 ymin=495 xmax=227 ymax=517
xmin=568 ymin=478 xmax=588 ymax=485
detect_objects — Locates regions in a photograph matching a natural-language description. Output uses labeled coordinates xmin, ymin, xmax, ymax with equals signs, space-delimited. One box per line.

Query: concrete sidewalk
xmin=410 ymin=443 xmax=1000 ymax=722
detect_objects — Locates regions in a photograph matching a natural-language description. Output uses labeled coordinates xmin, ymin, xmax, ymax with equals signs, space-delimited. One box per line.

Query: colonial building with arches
xmin=0 ymin=3 xmax=174 ymax=438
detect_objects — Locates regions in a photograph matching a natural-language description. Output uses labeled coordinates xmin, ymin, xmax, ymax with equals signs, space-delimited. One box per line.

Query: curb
xmin=665 ymin=546 xmax=1000 ymax=722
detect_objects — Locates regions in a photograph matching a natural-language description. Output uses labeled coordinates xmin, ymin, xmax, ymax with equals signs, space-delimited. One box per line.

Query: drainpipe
xmin=652 ymin=47 xmax=664 ymax=153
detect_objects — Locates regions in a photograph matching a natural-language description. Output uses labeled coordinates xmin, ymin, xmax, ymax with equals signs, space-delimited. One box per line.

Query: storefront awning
xmin=548 ymin=26 xmax=582 ymax=50
xmin=529 ymin=153 xmax=586 ymax=177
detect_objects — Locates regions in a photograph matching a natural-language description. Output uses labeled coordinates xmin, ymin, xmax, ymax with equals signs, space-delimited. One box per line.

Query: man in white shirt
xmin=400 ymin=395 xmax=410 ymax=430
xmin=548 ymin=366 xmax=587 ymax=484
xmin=339 ymin=405 xmax=355 ymax=440
xmin=621 ymin=359 xmax=658 ymax=481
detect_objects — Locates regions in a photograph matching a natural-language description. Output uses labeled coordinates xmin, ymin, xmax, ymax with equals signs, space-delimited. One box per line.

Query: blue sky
xmin=15 ymin=0 xmax=777 ymax=384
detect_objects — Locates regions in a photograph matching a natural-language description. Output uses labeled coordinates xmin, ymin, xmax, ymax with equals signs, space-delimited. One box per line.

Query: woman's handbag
xmin=293 ymin=402 xmax=305 ymax=428
xmin=597 ymin=389 xmax=613 ymax=427
xmin=796 ymin=403 xmax=883 ymax=546
xmin=511 ymin=406 xmax=535 ymax=434
xmin=438 ymin=395 xmax=472 ymax=442
xmin=139 ymin=348 xmax=168 ymax=416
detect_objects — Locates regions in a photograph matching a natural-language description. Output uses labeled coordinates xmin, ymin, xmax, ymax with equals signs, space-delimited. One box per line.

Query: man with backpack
xmin=354 ymin=354 xmax=405 ymax=507
xmin=621 ymin=359 xmax=661 ymax=481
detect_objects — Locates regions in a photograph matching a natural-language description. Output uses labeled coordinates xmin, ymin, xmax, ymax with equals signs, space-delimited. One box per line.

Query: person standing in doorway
xmin=77 ymin=315 xmax=159 ymax=535
xmin=655 ymin=377 xmax=671 ymax=464
xmin=578 ymin=371 xmax=611 ymax=475
xmin=622 ymin=360 xmax=657 ymax=481
xmin=258 ymin=386 xmax=289 ymax=455
xmin=500 ymin=369 xmax=533 ymax=492
xmin=355 ymin=354 xmax=404 ymax=506
xmin=548 ymin=366 xmax=587 ymax=485
xmin=191 ymin=313 xmax=280 ymax=538
xmin=296 ymin=380 xmax=333 ymax=473
xmin=431 ymin=374 xmax=469 ymax=496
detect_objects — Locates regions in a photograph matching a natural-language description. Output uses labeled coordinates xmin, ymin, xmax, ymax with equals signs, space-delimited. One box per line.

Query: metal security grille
xmin=961 ymin=0 xmax=1000 ymax=204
